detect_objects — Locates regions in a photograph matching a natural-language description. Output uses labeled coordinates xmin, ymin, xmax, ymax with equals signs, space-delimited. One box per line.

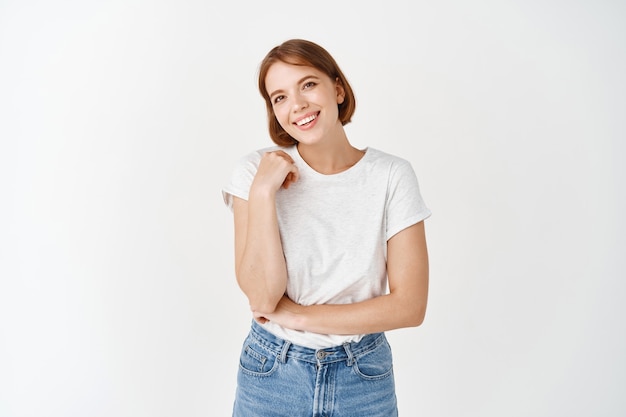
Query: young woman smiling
xmin=223 ymin=39 xmax=431 ymax=417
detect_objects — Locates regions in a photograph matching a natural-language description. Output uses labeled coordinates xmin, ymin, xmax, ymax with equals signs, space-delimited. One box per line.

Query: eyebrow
xmin=268 ymin=75 xmax=320 ymax=99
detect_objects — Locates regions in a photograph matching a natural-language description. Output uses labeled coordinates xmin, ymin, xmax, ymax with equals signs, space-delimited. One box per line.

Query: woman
xmin=223 ymin=39 xmax=431 ymax=417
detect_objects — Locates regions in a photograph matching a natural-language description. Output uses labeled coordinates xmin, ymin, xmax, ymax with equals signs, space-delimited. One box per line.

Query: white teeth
xmin=296 ymin=114 xmax=317 ymax=126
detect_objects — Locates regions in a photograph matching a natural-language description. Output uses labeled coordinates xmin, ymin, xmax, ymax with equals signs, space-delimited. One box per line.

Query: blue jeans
xmin=233 ymin=320 xmax=398 ymax=417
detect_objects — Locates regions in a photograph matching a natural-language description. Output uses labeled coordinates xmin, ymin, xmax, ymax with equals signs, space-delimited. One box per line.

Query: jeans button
xmin=316 ymin=350 xmax=327 ymax=360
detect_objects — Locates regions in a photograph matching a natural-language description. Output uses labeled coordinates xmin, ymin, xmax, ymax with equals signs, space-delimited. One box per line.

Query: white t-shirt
xmin=223 ymin=145 xmax=431 ymax=349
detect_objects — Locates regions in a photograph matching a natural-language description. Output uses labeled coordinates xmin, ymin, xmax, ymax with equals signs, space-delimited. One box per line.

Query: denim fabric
xmin=233 ymin=321 xmax=398 ymax=417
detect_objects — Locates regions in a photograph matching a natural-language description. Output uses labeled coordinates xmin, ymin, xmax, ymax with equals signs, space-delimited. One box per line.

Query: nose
xmin=292 ymin=93 xmax=308 ymax=112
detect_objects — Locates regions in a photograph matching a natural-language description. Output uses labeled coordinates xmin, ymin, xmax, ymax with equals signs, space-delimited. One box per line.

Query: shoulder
xmin=366 ymin=147 xmax=410 ymax=163
xmin=223 ymin=145 xmax=295 ymax=208
xmin=364 ymin=147 xmax=415 ymax=173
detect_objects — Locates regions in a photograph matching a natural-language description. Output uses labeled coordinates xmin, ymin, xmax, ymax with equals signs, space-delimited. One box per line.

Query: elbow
xmin=246 ymin=290 xmax=283 ymax=315
xmin=236 ymin=272 xmax=285 ymax=315
xmin=249 ymin=299 xmax=279 ymax=316
xmin=404 ymin=303 xmax=427 ymax=328
xmin=409 ymin=312 xmax=426 ymax=327
xmin=405 ymin=314 xmax=425 ymax=328
xmin=391 ymin=289 xmax=428 ymax=328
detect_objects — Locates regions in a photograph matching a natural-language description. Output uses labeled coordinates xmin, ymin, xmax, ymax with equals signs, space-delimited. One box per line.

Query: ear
xmin=335 ymin=78 xmax=345 ymax=104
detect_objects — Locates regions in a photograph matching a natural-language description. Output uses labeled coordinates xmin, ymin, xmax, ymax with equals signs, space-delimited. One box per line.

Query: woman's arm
xmin=233 ymin=151 xmax=299 ymax=315
xmin=255 ymin=221 xmax=429 ymax=334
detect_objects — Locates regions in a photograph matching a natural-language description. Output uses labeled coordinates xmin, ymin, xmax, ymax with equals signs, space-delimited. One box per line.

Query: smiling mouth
xmin=295 ymin=112 xmax=319 ymax=127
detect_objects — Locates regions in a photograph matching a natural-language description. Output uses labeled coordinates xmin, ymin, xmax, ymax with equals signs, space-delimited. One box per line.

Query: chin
xmin=291 ymin=133 xmax=325 ymax=146
xmin=295 ymin=139 xmax=324 ymax=148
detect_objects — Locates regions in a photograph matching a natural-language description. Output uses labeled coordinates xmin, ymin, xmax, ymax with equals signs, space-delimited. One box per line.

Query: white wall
xmin=1 ymin=1 xmax=624 ymax=416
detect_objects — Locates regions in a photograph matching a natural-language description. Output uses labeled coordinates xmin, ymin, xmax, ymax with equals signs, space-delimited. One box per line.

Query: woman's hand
xmin=251 ymin=150 xmax=299 ymax=195
xmin=253 ymin=295 xmax=305 ymax=330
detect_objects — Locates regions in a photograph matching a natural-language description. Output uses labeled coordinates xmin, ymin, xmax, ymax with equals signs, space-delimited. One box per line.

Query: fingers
xmin=254 ymin=316 xmax=269 ymax=324
xmin=282 ymin=170 xmax=299 ymax=189
xmin=253 ymin=310 xmax=270 ymax=324
xmin=258 ymin=150 xmax=299 ymax=190
xmin=270 ymin=150 xmax=294 ymax=163
xmin=272 ymin=151 xmax=299 ymax=188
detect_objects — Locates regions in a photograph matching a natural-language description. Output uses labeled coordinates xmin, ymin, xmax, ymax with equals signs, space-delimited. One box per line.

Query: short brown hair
xmin=258 ymin=39 xmax=357 ymax=147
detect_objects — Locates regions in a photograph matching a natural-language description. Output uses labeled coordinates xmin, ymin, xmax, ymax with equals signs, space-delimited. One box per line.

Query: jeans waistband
xmin=249 ymin=320 xmax=386 ymax=365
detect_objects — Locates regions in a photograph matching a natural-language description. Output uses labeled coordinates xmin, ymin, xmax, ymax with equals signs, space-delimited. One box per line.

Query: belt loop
xmin=279 ymin=340 xmax=291 ymax=363
xmin=343 ymin=342 xmax=354 ymax=366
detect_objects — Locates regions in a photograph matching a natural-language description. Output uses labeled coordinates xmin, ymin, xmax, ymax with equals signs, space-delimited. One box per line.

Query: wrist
xmin=291 ymin=304 xmax=309 ymax=332
xmin=249 ymin=184 xmax=277 ymax=200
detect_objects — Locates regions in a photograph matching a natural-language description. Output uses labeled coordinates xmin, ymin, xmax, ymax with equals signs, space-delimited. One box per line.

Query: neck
xmin=296 ymin=128 xmax=364 ymax=175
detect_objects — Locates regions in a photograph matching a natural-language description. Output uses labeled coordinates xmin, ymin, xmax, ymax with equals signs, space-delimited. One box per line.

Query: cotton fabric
xmin=223 ymin=145 xmax=430 ymax=349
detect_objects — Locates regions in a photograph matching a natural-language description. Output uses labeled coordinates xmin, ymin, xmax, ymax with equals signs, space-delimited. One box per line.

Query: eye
xmin=303 ymin=81 xmax=317 ymax=89
xmin=273 ymin=95 xmax=285 ymax=104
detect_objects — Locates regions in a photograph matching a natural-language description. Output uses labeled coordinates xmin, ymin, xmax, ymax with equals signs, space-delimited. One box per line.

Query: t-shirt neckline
xmin=292 ymin=145 xmax=371 ymax=179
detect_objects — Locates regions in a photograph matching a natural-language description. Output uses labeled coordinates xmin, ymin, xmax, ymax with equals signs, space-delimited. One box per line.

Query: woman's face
xmin=265 ymin=61 xmax=345 ymax=146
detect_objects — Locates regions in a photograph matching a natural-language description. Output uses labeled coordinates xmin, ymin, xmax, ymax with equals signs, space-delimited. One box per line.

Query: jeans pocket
xmin=238 ymin=336 xmax=279 ymax=377
xmin=352 ymin=338 xmax=394 ymax=381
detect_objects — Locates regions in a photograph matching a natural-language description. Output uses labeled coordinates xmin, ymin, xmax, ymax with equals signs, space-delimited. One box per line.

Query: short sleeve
xmin=221 ymin=151 xmax=262 ymax=211
xmin=385 ymin=160 xmax=431 ymax=240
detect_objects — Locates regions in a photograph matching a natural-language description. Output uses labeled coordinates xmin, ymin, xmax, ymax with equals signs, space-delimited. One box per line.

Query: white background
xmin=1 ymin=0 xmax=624 ymax=416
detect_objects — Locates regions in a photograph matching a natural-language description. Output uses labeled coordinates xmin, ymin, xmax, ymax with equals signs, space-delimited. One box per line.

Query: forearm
xmin=255 ymin=223 xmax=430 ymax=335
xmin=268 ymin=291 xmax=427 ymax=335
xmin=236 ymin=190 xmax=288 ymax=313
